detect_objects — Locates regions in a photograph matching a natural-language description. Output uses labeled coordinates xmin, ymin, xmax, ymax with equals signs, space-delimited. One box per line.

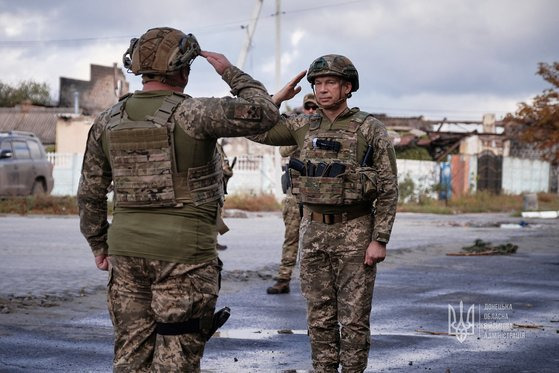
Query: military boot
xmin=267 ymin=280 xmax=290 ymax=294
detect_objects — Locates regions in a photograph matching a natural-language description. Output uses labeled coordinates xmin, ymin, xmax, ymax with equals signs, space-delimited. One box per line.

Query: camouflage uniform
xmin=107 ymin=256 xmax=222 ymax=372
xmin=216 ymin=143 xmax=233 ymax=248
xmin=216 ymin=142 xmax=234 ymax=193
xmin=78 ymin=27 xmax=279 ymax=372
xmin=276 ymin=145 xmax=302 ymax=282
xmin=269 ymin=94 xmax=317 ymax=291
xmin=251 ymin=55 xmax=398 ymax=372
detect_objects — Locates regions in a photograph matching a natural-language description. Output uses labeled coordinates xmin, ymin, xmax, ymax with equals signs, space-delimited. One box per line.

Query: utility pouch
xmin=299 ymin=176 xmax=344 ymax=204
xmin=289 ymin=169 xmax=301 ymax=195
xmin=281 ymin=171 xmax=289 ymax=194
xmin=357 ymin=166 xmax=378 ymax=200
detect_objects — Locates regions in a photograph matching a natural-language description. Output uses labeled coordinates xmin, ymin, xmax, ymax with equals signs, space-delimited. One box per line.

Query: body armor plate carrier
xmin=292 ymin=111 xmax=377 ymax=205
xmin=106 ymin=93 xmax=223 ymax=208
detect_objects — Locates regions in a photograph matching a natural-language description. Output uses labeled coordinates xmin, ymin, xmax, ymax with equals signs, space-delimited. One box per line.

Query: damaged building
xmin=58 ymin=63 xmax=129 ymax=116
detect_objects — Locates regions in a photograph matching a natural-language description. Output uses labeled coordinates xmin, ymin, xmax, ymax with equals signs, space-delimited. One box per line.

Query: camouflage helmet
xmin=123 ymin=27 xmax=201 ymax=76
xmin=303 ymin=93 xmax=317 ymax=106
xmin=307 ymin=54 xmax=359 ymax=92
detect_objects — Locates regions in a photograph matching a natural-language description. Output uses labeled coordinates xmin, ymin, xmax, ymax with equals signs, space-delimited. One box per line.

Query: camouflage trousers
xmin=276 ymin=194 xmax=302 ymax=281
xmin=107 ymin=255 xmax=221 ymax=373
xmin=299 ymin=212 xmax=377 ymax=373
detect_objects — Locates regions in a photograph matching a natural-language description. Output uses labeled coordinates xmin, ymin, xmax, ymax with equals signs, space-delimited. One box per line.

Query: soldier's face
xmin=303 ymin=101 xmax=318 ymax=114
xmin=313 ymin=76 xmax=351 ymax=107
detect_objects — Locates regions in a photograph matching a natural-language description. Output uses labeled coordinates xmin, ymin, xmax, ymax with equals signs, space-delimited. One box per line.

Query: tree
xmin=0 ymin=80 xmax=52 ymax=107
xmin=504 ymin=62 xmax=559 ymax=164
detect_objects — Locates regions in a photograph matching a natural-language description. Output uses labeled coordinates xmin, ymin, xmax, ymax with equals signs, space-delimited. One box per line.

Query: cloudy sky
xmin=0 ymin=0 xmax=557 ymax=120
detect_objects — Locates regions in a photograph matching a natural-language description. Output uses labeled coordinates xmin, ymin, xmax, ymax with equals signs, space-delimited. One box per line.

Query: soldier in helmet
xmin=252 ymin=55 xmax=398 ymax=372
xmin=267 ymin=93 xmax=317 ymax=294
xmin=77 ymin=27 xmax=279 ymax=372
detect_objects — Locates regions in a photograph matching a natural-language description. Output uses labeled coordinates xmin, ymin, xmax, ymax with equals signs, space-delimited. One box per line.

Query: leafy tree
xmin=0 ymin=80 xmax=52 ymax=107
xmin=504 ymin=62 xmax=559 ymax=164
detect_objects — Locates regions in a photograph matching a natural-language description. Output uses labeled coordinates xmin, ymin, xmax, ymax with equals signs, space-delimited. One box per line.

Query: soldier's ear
xmin=181 ymin=66 xmax=190 ymax=84
xmin=342 ymin=80 xmax=352 ymax=95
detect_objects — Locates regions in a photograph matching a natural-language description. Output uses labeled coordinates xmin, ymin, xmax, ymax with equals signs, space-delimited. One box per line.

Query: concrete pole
xmin=236 ymin=0 xmax=263 ymax=70
xmin=275 ymin=0 xmax=281 ymax=91
xmin=272 ymin=0 xmax=283 ymax=201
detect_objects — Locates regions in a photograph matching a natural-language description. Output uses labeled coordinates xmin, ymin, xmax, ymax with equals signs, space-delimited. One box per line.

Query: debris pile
xmin=447 ymin=239 xmax=518 ymax=256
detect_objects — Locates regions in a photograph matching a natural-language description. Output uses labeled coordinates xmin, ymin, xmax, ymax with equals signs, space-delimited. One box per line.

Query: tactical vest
xmin=106 ymin=93 xmax=224 ymax=208
xmin=292 ymin=111 xmax=377 ymax=205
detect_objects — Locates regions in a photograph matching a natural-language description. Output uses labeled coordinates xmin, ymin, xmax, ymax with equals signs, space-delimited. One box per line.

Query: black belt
xmin=309 ymin=208 xmax=370 ymax=225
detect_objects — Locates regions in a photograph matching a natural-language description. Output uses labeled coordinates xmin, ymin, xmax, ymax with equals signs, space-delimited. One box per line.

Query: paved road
xmin=0 ymin=212 xmax=558 ymax=372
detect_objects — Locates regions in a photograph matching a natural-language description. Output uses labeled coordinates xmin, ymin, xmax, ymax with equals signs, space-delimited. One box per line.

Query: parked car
xmin=0 ymin=131 xmax=54 ymax=196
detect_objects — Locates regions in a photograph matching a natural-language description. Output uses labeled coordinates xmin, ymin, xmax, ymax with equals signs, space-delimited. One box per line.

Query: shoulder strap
xmin=150 ymin=93 xmax=185 ymax=127
xmin=308 ymin=114 xmax=322 ymax=131
xmin=118 ymin=92 xmax=133 ymax=102
xmin=351 ymin=110 xmax=371 ymax=125
xmin=356 ymin=111 xmax=382 ymax=145
xmin=107 ymin=98 xmax=129 ymax=130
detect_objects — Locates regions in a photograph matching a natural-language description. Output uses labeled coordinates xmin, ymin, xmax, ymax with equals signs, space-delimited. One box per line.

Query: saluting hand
xmin=364 ymin=240 xmax=386 ymax=266
xmin=272 ymin=70 xmax=307 ymax=106
xmin=201 ymin=51 xmax=232 ymax=75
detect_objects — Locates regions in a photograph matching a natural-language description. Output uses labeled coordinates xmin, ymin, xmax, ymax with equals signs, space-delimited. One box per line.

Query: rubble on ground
xmin=447 ymin=239 xmax=518 ymax=256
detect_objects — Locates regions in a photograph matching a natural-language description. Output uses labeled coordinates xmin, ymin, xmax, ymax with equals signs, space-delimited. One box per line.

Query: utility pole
xmin=236 ymin=0 xmax=263 ymax=70
xmin=275 ymin=0 xmax=281 ymax=91
xmin=237 ymin=0 xmax=263 ymax=156
xmin=272 ymin=0 xmax=283 ymax=201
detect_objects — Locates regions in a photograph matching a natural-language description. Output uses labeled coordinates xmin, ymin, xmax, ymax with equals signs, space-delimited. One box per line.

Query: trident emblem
xmin=448 ymin=301 xmax=475 ymax=343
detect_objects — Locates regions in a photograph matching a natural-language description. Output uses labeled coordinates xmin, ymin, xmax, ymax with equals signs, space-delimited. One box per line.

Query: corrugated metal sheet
xmin=397 ymin=159 xmax=440 ymax=199
xmin=0 ymin=105 xmax=74 ymax=145
xmin=450 ymin=154 xmax=477 ymax=197
xmin=502 ymin=157 xmax=550 ymax=194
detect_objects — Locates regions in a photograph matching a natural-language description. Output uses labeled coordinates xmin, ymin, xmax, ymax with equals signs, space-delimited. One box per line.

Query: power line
xmin=265 ymin=0 xmax=370 ymax=17
xmin=0 ymin=35 xmax=133 ymax=47
xmin=0 ymin=0 xmax=372 ymax=47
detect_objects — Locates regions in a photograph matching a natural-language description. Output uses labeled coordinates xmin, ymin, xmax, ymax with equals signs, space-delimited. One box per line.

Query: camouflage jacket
xmin=78 ymin=66 xmax=279 ymax=256
xmin=250 ymin=107 xmax=398 ymax=243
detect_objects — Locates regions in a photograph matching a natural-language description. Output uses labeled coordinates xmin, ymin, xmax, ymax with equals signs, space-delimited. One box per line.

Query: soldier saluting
xmin=252 ymin=55 xmax=398 ymax=372
xmin=77 ymin=27 xmax=278 ymax=372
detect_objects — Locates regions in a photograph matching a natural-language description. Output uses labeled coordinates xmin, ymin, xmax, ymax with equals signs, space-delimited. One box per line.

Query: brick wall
xmin=58 ymin=64 xmax=129 ymax=115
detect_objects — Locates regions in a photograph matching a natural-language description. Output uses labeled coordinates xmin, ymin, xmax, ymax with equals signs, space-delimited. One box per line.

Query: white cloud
xmin=0 ymin=0 xmax=557 ymax=120
xmin=0 ymin=9 xmax=50 ymax=38
xmin=355 ymin=91 xmax=523 ymax=121
xmin=0 ymin=14 xmax=27 ymax=37
xmin=290 ymin=29 xmax=305 ymax=46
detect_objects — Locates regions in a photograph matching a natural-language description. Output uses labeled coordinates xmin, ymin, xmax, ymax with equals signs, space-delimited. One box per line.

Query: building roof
xmin=0 ymin=104 xmax=74 ymax=145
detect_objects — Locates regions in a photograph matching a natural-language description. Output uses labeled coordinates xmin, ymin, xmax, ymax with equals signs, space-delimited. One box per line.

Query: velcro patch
xmin=228 ymin=104 xmax=262 ymax=121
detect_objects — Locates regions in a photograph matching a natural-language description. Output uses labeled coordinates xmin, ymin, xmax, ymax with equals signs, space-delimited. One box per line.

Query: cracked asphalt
xmin=0 ymin=212 xmax=558 ymax=372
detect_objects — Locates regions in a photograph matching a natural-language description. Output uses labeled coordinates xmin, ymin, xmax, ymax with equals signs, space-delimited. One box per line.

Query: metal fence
xmin=47 ymin=153 xmax=83 ymax=196
xmin=502 ymin=157 xmax=550 ymax=194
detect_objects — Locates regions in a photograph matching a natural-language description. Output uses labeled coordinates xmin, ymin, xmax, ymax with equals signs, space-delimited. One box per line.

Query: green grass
xmin=0 ymin=195 xmax=78 ymax=215
xmin=398 ymin=191 xmax=559 ymax=214
xmin=224 ymin=193 xmax=282 ymax=212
